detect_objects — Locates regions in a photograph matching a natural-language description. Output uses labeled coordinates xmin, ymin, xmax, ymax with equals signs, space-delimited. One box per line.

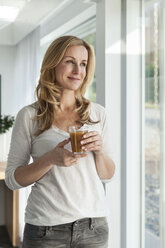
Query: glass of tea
xmin=69 ymin=126 xmax=88 ymax=154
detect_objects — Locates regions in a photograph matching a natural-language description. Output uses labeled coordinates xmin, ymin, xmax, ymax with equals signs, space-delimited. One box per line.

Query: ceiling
xmin=0 ymin=0 xmax=65 ymax=45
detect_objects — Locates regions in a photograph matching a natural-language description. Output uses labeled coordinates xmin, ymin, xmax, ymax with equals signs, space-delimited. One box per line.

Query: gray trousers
xmin=22 ymin=217 xmax=109 ymax=248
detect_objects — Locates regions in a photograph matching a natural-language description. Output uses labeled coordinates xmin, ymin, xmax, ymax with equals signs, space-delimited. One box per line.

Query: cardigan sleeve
xmin=5 ymin=106 xmax=32 ymax=190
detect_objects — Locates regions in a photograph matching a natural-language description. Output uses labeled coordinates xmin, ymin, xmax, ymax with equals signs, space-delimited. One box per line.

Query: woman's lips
xmin=68 ymin=77 xmax=80 ymax=81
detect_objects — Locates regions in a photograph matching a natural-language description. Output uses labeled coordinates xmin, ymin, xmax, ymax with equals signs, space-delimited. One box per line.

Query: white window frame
xmin=96 ymin=1 xmax=142 ymax=248
xmin=95 ymin=1 xmax=121 ymax=247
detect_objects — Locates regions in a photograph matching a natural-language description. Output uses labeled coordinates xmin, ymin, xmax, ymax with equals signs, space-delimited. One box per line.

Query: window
xmin=143 ymin=0 xmax=164 ymax=247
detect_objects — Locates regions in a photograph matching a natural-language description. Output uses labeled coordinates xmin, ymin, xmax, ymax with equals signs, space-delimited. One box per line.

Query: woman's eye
xmin=66 ymin=60 xmax=74 ymax=64
xmin=81 ymin=63 xmax=87 ymax=67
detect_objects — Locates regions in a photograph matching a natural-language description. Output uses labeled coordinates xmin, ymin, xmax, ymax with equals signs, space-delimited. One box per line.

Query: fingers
xmin=57 ymin=138 xmax=70 ymax=148
xmin=63 ymin=151 xmax=87 ymax=165
xmin=62 ymin=151 xmax=87 ymax=167
xmin=80 ymin=131 xmax=102 ymax=152
xmin=81 ymin=131 xmax=101 ymax=145
xmin=65 ymin=153 xmax=87 ymax=166
xmin=54 ymin=138 xmax=88 ymax=167
xmin=65 ymin=158 xmax=78 ymax=166
xmin=74 ymin=153 xmax=88 ymax=159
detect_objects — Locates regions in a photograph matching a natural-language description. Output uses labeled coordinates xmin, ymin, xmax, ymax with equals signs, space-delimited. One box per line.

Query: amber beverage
xmin=69 ymin=126 xmax=88 ymax=154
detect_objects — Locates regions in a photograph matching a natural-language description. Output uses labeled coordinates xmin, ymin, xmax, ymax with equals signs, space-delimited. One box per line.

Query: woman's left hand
xmin=80 ymin=131 xmax=103 ymax=154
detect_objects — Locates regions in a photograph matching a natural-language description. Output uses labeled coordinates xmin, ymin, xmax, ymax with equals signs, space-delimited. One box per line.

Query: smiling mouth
xmin=68 ymin=77 xmax=80 ymax=81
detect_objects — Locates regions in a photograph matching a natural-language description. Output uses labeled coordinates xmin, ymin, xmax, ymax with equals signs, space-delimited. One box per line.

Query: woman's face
xmin=55 ymin=45 xmax=88 ymax=91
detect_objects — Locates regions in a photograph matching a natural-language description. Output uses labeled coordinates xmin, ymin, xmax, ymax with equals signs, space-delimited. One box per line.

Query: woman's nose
xmin=73 ymin=64 xmax=80 ymax=73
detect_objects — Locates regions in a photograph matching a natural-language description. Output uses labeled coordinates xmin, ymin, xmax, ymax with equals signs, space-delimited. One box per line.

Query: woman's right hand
xmin=49 ymin=138 xmax=87 ymax=167
xmin=14 ymin=138 xmax=86 ymax=187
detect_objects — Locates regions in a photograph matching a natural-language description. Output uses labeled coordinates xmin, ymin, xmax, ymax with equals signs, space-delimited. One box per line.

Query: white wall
xmin=0 ymin=45 xmax=15 ymax=225
xmin=0 ymin=29 xmax=40 ymax=239
xmin=0 ymin=46 xmax=16 ymax=115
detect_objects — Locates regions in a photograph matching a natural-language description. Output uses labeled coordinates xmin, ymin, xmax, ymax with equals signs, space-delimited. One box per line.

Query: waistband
xmin=26 ymin=217 xmax=107 ymax=231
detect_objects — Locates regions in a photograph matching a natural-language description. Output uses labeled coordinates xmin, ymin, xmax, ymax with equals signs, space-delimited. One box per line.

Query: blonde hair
xmin=35 ymin=35 xmax=98 ymax=135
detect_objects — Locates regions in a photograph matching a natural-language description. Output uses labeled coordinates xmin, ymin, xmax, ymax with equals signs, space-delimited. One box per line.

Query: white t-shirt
xmin=5 ymin=102 xmax=113 ymax=226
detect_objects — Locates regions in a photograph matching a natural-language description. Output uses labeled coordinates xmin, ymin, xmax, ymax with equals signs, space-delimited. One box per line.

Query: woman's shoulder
xmin=14 ymin=103 xmax=38 ymax=135
xmin=16 ymin=102 xmax=38 ymax=121
xmin=18 ymin=102 xmax=37 ymax=115
xmin=90 ymin=102 xmax=106 ymax=116
xmin=89 ymin=102 xmax=107 ymax=123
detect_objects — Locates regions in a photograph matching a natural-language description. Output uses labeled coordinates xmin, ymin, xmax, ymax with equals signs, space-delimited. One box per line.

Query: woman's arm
xmin=14 ymin=139 xmax=87 ymax=187
xmin=81 ymin=131 xmax=115 ymax=180
xmin=5 ymin=105 xmax=87 ymax=190
xmin=14 ymin=152 xmax=54 ymax=187
xmin=93 ymin=150 xmax=115 ymax=180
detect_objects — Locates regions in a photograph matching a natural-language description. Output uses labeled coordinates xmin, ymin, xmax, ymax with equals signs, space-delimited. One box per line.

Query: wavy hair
xmin=35 ymin=35 xmax=98 ymax=135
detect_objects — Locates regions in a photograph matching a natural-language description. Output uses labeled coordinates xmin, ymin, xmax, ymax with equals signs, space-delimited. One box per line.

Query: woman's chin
xmin=67 ymin=85 xmax=81 ymax=91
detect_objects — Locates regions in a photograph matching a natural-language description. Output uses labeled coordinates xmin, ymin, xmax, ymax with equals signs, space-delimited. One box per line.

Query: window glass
xmin=144 ymin=1 xmax=162 ymax=247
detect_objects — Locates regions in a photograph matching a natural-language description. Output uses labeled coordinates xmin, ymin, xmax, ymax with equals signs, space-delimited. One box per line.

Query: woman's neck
xmin=59 ymin=91 xmax=76 ymax=112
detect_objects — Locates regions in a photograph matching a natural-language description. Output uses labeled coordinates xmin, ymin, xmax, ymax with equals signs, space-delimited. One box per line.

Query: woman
xmin=5 ymin=35 xmax=115 ymax=248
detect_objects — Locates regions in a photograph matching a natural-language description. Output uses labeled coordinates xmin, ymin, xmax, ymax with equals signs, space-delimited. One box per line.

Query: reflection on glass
xmin=144 ymin=1 xmax=161 ymax=247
